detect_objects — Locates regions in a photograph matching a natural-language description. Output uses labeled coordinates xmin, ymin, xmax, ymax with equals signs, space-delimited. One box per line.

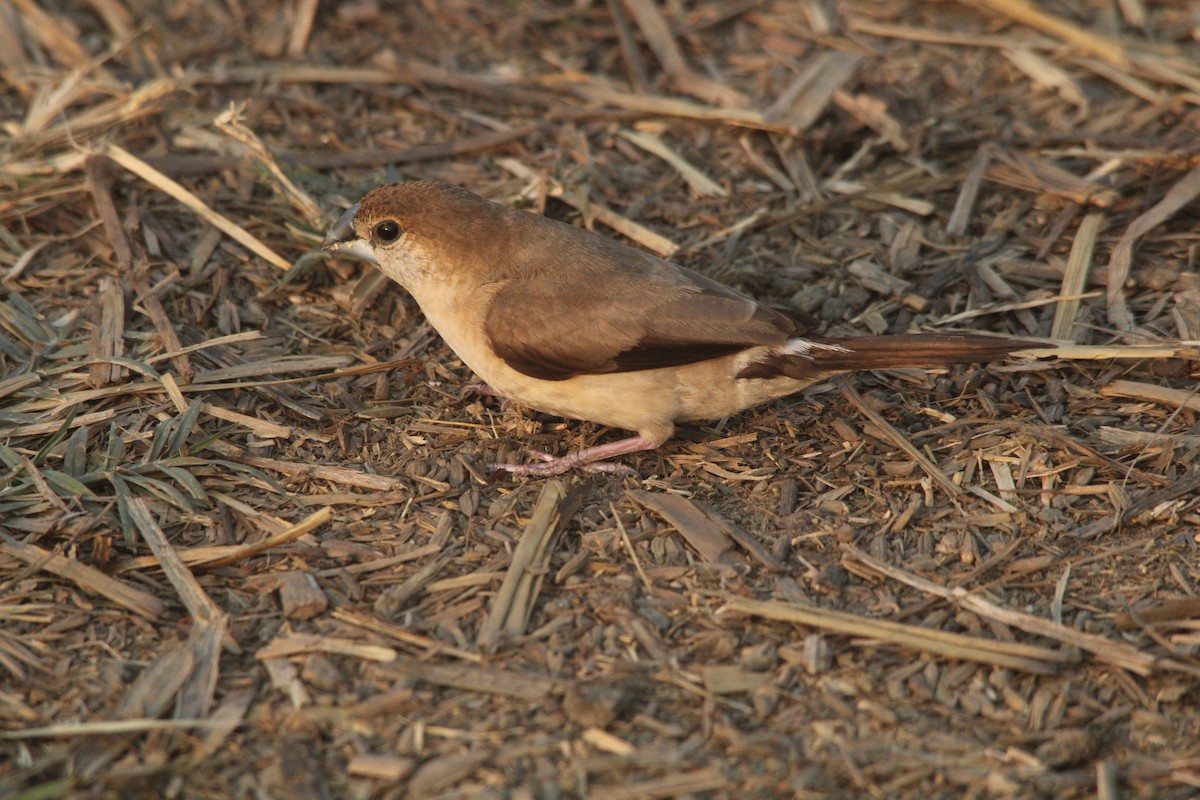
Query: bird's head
xmin=322 ymin=181 xmax=491 ymax=288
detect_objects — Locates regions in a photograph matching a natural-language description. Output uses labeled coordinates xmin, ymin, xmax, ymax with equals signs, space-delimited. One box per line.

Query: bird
xmin=323 ymin=180 xmax=1042 ymax=476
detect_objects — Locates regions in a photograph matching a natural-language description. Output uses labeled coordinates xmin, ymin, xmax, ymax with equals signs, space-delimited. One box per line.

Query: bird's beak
xmin=322 ymin=203 xmax=379 ymax=265
xmin=323 ymin=203 xmax=358 ymax=249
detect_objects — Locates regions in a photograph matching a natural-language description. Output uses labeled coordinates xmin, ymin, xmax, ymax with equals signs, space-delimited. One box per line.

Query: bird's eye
xmin=374 ymin=221 xmax=401 ymax=242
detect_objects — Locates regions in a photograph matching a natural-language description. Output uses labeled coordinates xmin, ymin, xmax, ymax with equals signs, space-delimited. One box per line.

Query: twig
xmin=1051 ymin=212 xmax=1104 ymax=340
xmin=837 ymin=378 xmax=961 ymax=498
xmin=105 ymin=144 xmax=292 ymax=271
xmin=844 ymin=545 xmax=1157 ymax=675
xmin=722 ymin=596 xmax=1068 ymax=674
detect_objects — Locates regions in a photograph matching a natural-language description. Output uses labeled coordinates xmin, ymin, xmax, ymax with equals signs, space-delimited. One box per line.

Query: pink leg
xmin=492 ymin=435 xmax=664 ymax=477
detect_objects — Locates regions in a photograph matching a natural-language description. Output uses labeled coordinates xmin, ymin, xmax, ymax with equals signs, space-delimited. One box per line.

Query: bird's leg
xmin=492 ymin=435 xmax=663 ymax=477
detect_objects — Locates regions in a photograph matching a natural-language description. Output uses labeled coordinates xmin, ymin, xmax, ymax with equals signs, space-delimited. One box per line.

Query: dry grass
xmin=2 ymin=0 xmax=1200 ymax=797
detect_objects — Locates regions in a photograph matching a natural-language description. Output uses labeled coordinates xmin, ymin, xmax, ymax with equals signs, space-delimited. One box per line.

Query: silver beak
xmin=323 ymin=203 xmax=360 ymax=250
xmin=321 ymin=202 xmax=379 ymax=266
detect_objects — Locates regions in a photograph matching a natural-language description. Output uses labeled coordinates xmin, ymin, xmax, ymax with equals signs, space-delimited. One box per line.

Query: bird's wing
xmin=483 ymin=233 xmax=798 ymax=381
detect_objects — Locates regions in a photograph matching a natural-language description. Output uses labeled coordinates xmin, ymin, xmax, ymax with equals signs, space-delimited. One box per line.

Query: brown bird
xmin=323 ymin=180 xmax=1040 ymax=476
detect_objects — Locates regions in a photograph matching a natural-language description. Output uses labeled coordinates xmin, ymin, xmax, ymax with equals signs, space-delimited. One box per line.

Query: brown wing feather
xmin=483 ymin=221 xmax=797 ymax=381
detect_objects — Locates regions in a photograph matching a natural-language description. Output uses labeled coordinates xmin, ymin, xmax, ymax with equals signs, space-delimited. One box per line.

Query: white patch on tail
xmin=781 ymin=338 xmax=852 ymax=359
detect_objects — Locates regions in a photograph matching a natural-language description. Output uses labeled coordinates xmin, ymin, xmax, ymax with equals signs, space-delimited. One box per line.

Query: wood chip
xmin=985 ymin=149 xmax=1119 ymax=207
xmin=256 ymin=633 xmax=396 ymax=663
xmin=499 ymin=157 xmax=679 ymax=257
xmin=1104 ymin=163 xmax=1200 ymax=331
xmin=372 ymin=659 xmax=552 ymax=701
xmin=765 ymin=51 xmax=863 ymax=132
xmin=962 ymin=0 xmax=1131 ymax=69
xmin=347 ymin=754 xmax=416 ymax=781
xmin=845 ymin=546 xmax=1157 ymax=675
xmin=478 ymin=480 xmax=583 ymax=650
xmin=201 ymin=402 xmax=291 ymax=439
xmin=1099 ymin=380 xmax=1200 ymax=413
xmin=700 ymin=664 xmax=773 ymax=694
xmin=724 ymin=596 xmax=1067 ymax=674
xmin=106 ymin=143 xmax=292 ymax=271
xmin=631 ymin=490 xmax=734 ymax=565
xmin=589 ymin=766 xmax=730 ymax=799
xmin=838 ymin=379 xmax=960 ymax=498
xmin=1051 ymin=211 xmax=1104 ymax=341
xmin=1115 ymin=598 xmax=1200 ymax=631
xmin=618 ymin=128 xmax=727 ymax=198
xmin=72 ymin=644 xmax=194 ymax=778
xmin=582 ymin=727 xmax=636 ymax=755
xmin=405 ymin=751 xmax=490 ymax=798
xmin=1003 ymin=47 xmax=1087 ymax=108
xmin=202 ymin=507 xmax=332 ymax=569
xmin=88 ymin=276 xmax=126 ymax=388
xmin=620 ymin=0 xmax=748 ymax=108
xmin=278 ymin=571 xmax=328 ymax=619
xmin=563 ymin=81 xmax=782 ymax=132
xmin=0 ymin=539 xmax=164 ymax=620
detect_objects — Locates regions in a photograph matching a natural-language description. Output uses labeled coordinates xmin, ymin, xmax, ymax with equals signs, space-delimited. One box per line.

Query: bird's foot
xmin=490 ymin=436 xmax=661 ymax=478
xmin=492 ymin=450 xmax=638 ymax=476
xmin=521 ymin=450 xmax=639 ymax=476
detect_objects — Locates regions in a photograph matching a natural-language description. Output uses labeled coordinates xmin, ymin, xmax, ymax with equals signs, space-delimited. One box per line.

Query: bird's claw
xmin=489 ymin=450 xmax=640 ymax=477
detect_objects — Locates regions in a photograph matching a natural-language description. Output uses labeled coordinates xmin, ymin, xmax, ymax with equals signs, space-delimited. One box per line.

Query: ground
xmin=2 ymin=1 xmax=1200 ymax=798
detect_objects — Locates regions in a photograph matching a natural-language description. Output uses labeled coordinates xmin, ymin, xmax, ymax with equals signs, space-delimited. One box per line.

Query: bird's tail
xmin=734 ymin=334 xmax=1048 ymax=382
xmin=803 ymin=333 xmax=1041 ymax=372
